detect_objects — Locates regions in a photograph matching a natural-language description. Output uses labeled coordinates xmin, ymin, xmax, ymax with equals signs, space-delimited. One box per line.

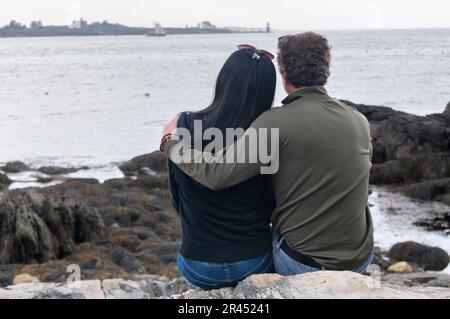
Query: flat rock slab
xmin=1 ymin=272 xmax=450 ymax=299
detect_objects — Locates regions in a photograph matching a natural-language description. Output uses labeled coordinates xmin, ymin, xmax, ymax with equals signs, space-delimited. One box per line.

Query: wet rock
xmin=119 ymin=151 xmax=167 ymax=176
xmin=388 ymin=242 xmax=450 ymax=271
xmin=38 ymin=166 xmax=78 ymax=175
xmin=414 ymin=212 xmax=450 ymax=234
xmin=0 ymin=173 xmax=12 ymax=189
xmin=404 ymin=179 xmax=450 ymax=205
xmin=1 ymin=161 xmax=30 ymax=173
xmin=387 ymin=262 xmax=413 ymax=273
xmin=0 ymin=193 xmax=55 ymax=263
xmin=347 ymin=101 xmax=450 ymax=205
xmin=112 ymin=249 xmax=147 ymax=274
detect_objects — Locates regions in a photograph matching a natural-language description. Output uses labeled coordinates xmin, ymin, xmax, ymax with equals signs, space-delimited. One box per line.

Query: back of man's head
xmin=277 ymin=32 xmax=331 ymax=88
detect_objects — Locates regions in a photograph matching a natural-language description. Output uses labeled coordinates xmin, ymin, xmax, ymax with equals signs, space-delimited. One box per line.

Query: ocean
xmin=0 ymin=29 xmax=449 ymax=168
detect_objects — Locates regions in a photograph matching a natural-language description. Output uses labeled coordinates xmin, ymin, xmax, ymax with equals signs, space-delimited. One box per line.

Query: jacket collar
xmin=281 ymin=86 xmax=328 ymax=105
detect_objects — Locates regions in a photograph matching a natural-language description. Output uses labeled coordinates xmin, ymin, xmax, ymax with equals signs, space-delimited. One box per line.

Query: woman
xmin=166 ymin=45 xmax=277 ymax=290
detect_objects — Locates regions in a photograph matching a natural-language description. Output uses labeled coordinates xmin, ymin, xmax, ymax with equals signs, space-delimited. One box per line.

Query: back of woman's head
xmin=196 ymin=48 xmax=276 ymax=133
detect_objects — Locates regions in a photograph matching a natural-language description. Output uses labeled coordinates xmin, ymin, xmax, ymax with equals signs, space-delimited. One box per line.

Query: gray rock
xmin=38 ymin=166 xmax=78 ymax=175
xmin=180 ymin=272 xmax=450 ymax=299
xmin=1 ymin=273 xmax=450 ymax=299
xmin=119 ymin=151 xmax=167 ymax=176
xmin=112 ymin=249 xmax=147 ymax=274
xmin=1 ymin=161 xmax=30 ymax=173
xmin=388 ymin=241 xmax=450 ymax=271
xmin=102 ymin=279 xmax=153 ymax=299
xmin=0 ymin=173 xmax=12 ymax=187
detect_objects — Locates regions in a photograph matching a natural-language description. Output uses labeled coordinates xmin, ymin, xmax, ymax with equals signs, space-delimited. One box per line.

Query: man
xmin=161 ymin=32 xmax=374 ymax=275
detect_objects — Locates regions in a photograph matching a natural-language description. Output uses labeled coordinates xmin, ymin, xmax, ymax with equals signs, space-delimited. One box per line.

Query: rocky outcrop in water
xmin=348 ymin=101 xmax=450 ymax=205
xmin=1 ymin=272 xmax=450 ymax=299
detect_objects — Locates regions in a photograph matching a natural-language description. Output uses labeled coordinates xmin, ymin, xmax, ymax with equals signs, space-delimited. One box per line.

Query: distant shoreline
xmin=0 ymin=22 xmax=268 ymax=39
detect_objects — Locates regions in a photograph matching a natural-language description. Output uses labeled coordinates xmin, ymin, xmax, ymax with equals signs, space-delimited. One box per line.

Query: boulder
xmin=382 ymin=272 xmax=450 ymax=288
xmin=180 ymin=272 xmax=450 ymax=299
xmin=119 ymin=152 xmax=167 ymax=176
xmin=38 ymin=166 xmax=78 ymax=175
xmin=1 ymin=273 xmax=450 ymax=299
xmin=0 ymin=173 xmax=12 ymax=189
xmin=112 ymin=249 xmax=147 ymax=274
xmin=0 ymin=193 xmax=55 ymax=264
xmin=387 ymin=262 xmax=413 ymax=273
xmin=1 ymin=161 xmax=30 ymax=173
xmin=388 ymin=242 xmax=450 ymax=271
xmin=403 ymin=179 xmax=450 ymax=205
xmin=414 ymin=212 xmax=450 ymax=234
xmin=444 ymin=102 xmax=450 ymax=117
xmin=13 ymin=274 xmax=40 ymax=285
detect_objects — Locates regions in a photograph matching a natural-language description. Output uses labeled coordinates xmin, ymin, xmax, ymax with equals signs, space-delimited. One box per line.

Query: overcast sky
xmin=1 ymin=0 xmax=450 ymax=30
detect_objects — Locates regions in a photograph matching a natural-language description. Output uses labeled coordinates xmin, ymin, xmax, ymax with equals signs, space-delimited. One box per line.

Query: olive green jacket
xmin=164 ymin=86 xmax=374 ymax=270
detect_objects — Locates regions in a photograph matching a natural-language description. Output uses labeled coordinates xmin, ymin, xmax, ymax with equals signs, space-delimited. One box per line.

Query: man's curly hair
xmin=277 ymin=32 xmax=331 ymax=87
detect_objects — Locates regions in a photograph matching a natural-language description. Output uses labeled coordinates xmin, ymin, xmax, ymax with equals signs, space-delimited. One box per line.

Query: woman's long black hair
xmin=190 ymin=48 xmax=276 ymax=140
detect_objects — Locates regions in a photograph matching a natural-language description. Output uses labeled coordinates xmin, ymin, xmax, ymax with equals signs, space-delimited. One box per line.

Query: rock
xmin=1 ymin=161 xmax=30 ymax=173
xmin=38 ymin=166 xmax=78 ymax=175
xmin=444 ymin=102 xmax=450 ymax=117
xmin=13 ymin=274 xmax=40 ymax=285
xmin=414 ymin=212 xmax=450 ymax=234
xmin=388 ymin=242 xmax=450 ymax=271
xmin=0 ymin=276 xmax=13 ymax=288
xmin=382 ymin=272 xmax=450 ymax=288
xmin=0 ymin=173 xmax=12 ymax=189
xmin=404 ymin=179 xmax=450 ymax=206
xmin=0 ymin=192 xmax=55 ymax=263
xmin=102 ymin=279 xmax=152 ymax=299
xmin=387 ymin=262 xmax=413 ymax=273
xmin=180 ymin=272 xmax=450 ymax=299
xmin=139 ymin=167 xmax=157 ymax=176
xmin=345 ymin=101 xmax=450 ymax=205
xmin=112 ymin=249 xmax=147 ymax=274
xmin=119 ymin=151 xmax=167 ymax=176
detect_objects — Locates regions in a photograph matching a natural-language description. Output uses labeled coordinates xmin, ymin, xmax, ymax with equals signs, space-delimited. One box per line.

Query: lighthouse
xmin=266 ymin=22 xmax=271 ymax=33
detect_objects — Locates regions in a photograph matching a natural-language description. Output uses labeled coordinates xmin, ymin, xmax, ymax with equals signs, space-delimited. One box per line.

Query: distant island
xmin=0 ymin=19 xmax=271 ymax=38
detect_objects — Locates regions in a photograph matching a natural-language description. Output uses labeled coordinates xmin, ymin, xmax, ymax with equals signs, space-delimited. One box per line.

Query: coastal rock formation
xmin=0 ymin=154 xmax=181 ymax=282
xmin=1 ymin=272 xmax=450 ymax=299
xmin=348 ymin=101 xmax=450 ymax=234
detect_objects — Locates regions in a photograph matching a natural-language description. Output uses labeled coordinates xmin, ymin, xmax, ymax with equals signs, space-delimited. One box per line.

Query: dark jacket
xmin=168 ymin=112 xmax=275 ymax=263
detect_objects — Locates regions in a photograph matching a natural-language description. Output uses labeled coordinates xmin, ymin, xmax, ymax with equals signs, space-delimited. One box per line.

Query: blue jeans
xmin=273 ymin=232 xmax=374 ymax=276
xmin=177 ymin=253 xmax=273 ymax=290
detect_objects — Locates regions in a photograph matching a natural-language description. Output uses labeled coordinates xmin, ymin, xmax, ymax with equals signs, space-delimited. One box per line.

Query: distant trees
xmin=6 ymin=20 xmax=26 ymax=29
xmin=30 ymin=21 xmax=43 ymax=29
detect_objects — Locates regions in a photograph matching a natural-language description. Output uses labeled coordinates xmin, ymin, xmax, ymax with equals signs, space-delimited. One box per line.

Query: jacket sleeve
xmin=167 ymin=160 xmax=180 ymax=213
xmin=164 ymin=111 xmax=279 ymax=191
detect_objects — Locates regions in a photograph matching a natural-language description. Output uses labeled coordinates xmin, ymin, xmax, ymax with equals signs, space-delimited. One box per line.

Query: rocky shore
xmin=0 ymin=101 xmax=449 ymax=298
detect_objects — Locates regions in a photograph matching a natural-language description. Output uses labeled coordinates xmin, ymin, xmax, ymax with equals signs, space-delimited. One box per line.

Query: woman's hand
xmin=163 ymin=113 xmax=180 ymax=138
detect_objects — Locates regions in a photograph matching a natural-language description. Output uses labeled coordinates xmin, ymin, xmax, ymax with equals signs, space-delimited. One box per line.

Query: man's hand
xmin=163 ymin=113 xmax=180 ymax=138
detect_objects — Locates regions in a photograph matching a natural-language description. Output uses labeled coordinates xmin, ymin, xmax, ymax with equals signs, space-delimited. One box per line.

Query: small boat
xmin=147 ymin=23 xmax=166 ymax=37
